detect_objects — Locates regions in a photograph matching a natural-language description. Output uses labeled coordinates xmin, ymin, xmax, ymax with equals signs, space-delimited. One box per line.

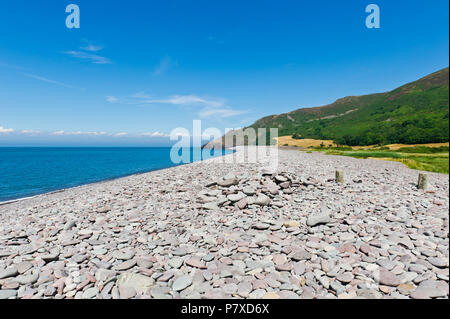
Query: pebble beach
xmin=0 ymin=147 xmax=448 ymax=299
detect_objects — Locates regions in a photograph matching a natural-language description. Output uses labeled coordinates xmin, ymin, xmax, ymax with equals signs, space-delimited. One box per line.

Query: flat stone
xmin=336 ymin=272 xmax=354 ymax=284
xmin=330 ymin=280 xmax=346 ymax=295
xmin=223 ymin=283 xmax=238 ymax=294
xmin=307 ymin=212 xmax=331 ymax=227
xmin=82 ymin=287 xmax=99 ymax=299
xmin=116 ymin=273 xmax=154 ymax=294
xmin=279 ymin=290 xmax=300 ymax=299
xmin=150 ymin=286 xmax=171 ymax=298
xmin=274 ymin=175 xmax=288 ymax=183
xmin=293 ymin=262 xmax=306 ymax=276
xmin=136 ymin=258 xmax=153 ymax=269
xmin=172 ymin=247 xmax=188 ymax=256
xmin=119 ymin=286 xmax=136 ymax=299
xmin=410 ymin=280 xmax=448 ymax=299
xmin=185 ymin=257 xmax=207 ymax=269
xmin=397 ymin=283 xmax=416 ymax=295
xmin=203 ymin=202 xmax=220 ymax=210
xmin=375 ymin=268 xmax=400 ymax=287
xmin=237 ymin=282 xmax=253 ymax=297
xmin=227 ymin=193 xmax=246 ymax=202
xmin=113 ymin=249 xmax=135 ymax=260
xmin=253 ymin=223 xmax=270 ymax=230
xmin=254 ymin=194 xmax=271 ymax=206
xmin=63 ymin=220 xmax=77 ymax=230
xmin=291 ymin=250 xmax=311 ymax=261
xmin=95 ymin=269 xmax=116 ymax=283
xmin=157 ymin=271 xmax=174 ymax=282
xmin=15 ymin=270 xmax=39 ymax=285
xmin=262 ymin=292 xmax=280 ymax=299
xmin=16 ymin=261 xmax=33 ymax=274
xmin=218 ymin=178 xmax=239 ymax=187
xmin=172 ymin=275 xmax=192 ymax=292
xmin=168 ymin=257 xmax=184 ymax=269
xmin=357 ymin=289 xmax=382 ymax=299
xmin=275 ymin=263 xmax=293 ymax=271
xmin=260 ymin=167 xmax=276 ymax=176
xmin=92 ymin=248 xmax=107 ymax=256
xmin=283 ymin=220 xmax=300 ymax=228
xmin=243 ymin=187 xmax=256 ymax=196
xmin=96 ymin=207 xmax=111 ymax=213
xmin=0 ymin=267 xmax=18 ymax=279
xmin=266 ymin=278 xmax=281 ymax=288
xmin=202 ymin=254 xmax=215 ymax=262
xmin=376 ymin=259 xmax=396 ymax=270
xmin=113 ymin=259 xmax=137 ymax=271
xmin=427 ymin=257 xmax=448 ymax=268
xmin=236 ymin=198 xmax=248 ymax=210
xmin=41 ymin=250 xmax=59 ymax=263
xmin=0 ymin=290 xmax=18 ymax=299
xmin=0 ymin=250 xmax=13 ymax=258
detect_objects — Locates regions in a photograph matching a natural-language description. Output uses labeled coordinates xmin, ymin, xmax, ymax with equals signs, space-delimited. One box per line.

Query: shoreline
xmin=3 ymin=145 xmax=447 ymax=206
xmin=0 ymin=147 xmax=448 ymax=299
xmin=0 ymin=147 xmax=237 ymax=205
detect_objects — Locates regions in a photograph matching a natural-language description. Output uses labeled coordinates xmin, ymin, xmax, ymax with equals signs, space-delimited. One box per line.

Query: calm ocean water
xmin=0 ymin=147 xmax=231 ymax=203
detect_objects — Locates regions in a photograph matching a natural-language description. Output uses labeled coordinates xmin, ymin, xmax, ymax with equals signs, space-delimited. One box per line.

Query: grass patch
xmin=396 ymin=146 xmax=449 ymax=153
xmin=309 ymin=148 xmax=449 ymax=174
xmin=312 ymin=146 xmax=353 ymax=152
xmin=344 ymin=151 xmax=404 ymax=159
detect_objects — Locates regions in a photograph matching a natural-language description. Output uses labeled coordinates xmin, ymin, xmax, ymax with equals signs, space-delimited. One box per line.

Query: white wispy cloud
xmin=0 ymin=126 xmax=14 ymax=134
xmin=131 ymin=92 xmax=152 ymax=99
xmin=114 ymin=132 xmax=128 ymax=137
xmin=20 ymin=129 xmax=40 ymax=135
xmin=106 ymin=96 xmax=118 ymax=103
xmin=140 ymin=95 xmax=225 ymax=108
xmin=21 ymin=72 xmax=82 ymax=90
xmin=140 ymin=131 xmax=169 ymax=137
xmin=80 ymin=44 xmax=104 ymax=52
xmin=65 ymin=51 xmax=112 ymax=64
xmin=153 ymin=55 xmax=176 ymax=76
xmin=130 ymin=93 xmax=246 ymax=119
xmin=52 ymin=130 xmax=108 ymax=136
xmin=0 ymin=61 xmax=27 ymax=71
xmin=79 ymin=39 xmax=104 ymax=52
xmin=0 ymin=128 xmax=175 ymax=139
xmin=51 ymin=131 xmax=130 ymax=138
xmin=1 ymin=62 xmax=81 ymax=90
xmin=199 ymin=107 xmax=248 ymax=118
xmin=0 ymin=127 xmax=43 ymax=135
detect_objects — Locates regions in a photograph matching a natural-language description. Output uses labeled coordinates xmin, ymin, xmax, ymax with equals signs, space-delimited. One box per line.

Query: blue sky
xmin=0 ymin=0 xmax=448 ymax=146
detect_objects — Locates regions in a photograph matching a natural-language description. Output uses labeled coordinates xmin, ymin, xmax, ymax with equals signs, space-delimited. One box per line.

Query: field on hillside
xmin=277 ymin=135 xmax=449 ymax=150
xmin=378 ymin=142 xmax=449 ymax=150
xmin=276 ymin=136 xmax=337 ymax=148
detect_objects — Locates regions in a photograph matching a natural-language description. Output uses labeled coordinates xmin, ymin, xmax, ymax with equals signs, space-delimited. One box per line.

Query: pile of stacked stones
xmin=199 ymin=169 xmax=335 ymax=228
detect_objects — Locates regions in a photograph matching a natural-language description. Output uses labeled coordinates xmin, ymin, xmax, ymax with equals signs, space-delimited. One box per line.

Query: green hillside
xmin=250 ymin=67 xmax=449 ymax=146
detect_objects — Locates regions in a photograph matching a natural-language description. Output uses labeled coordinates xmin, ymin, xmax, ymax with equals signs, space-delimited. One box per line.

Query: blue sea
xmin=0 ymin=147 xmax=230 ymax=203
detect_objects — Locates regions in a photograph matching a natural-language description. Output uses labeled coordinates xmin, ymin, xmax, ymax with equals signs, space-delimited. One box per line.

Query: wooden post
xmin=336 ymin=170 xmax=344 ymax=183
xmin=417 ymin=173 xmax=428 ymax=190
